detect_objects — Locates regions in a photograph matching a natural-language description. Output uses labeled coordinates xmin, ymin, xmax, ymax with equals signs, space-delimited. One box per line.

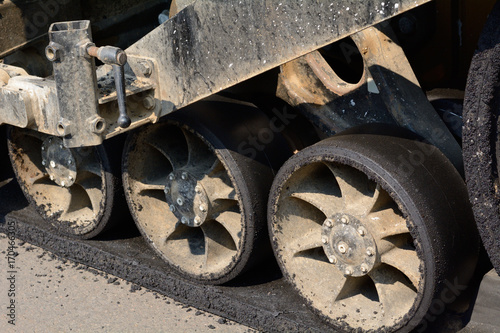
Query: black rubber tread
xmin=463 ymin=0 xmax=500 ymax=275
xmin=268 ymin=134 xmax=479 ymax=332
xmin=123 ymin=98 xmax=294 ymax=285
xmin=7 ymin=127 xmax=126 ymax=240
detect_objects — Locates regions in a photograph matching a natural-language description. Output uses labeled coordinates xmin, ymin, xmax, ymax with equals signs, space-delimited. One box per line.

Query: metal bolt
xmin=338 ymin=243 xmax=348 ymax=254
xmin=181 ymin=172 xmax=188 ymax=180
xmin=199 ymin=204 xmax=207 ymax=212
xmin=59 ymin=144 xmax=64 ymax=149
xmin=360 ymin=264 xmax=369 ymax=273
xmin=139 ymin=61 xmax=152 ymax=76
xmin=50 ymin=161 xmax=56 ymax=168
xmin=358 ymin=227 xmax=366 ymax=237
xmin=164 ymin=187 xmax=170 ymax=194
xmin=344 ymin=267 xmax=353 ymax=276
xmin=177 ymin=197 xmax=184 ymax=206
xmin=42 ymin=160 xmax=46 ymax=166
xmin=195 ymin=186 xmax=202 ymax=194
xmin=41 ymin=146 xmax=45 ymax=151
xmin=169 ymin=174 xmax=175 ymax=181
xmin=366 ymin=247 xmax=374 ymax=257
xmin=329 ymin=256 xmax=337 ymax=264
xmin=142 ymin=96 xmax=156 ymax=110
xmin=50 ymin=175 xmax=55 ymax=181
xmin=45 ymin=43 xmax=61 ymax=62
xmin=194 ymin=216 xmax=202 ymax=226
xmin=322 ymin=236 xmax=329 ymax=245
xmin=325 ymin=219 xmax=333 ymax=228
xmin=169 ymin=205 xmax=176 ymax=212
xmin=340 ymin=216 xmax=349 ymax=224
xmin=61 ymin=181 xmax=66 ymax=187
xmin=68 ymin=160 xmax=73 ymax=166
xmin=68 ymin=176 xmax=73 ymax=181
xmin=181 ymin=216 xmax=188 ymax=224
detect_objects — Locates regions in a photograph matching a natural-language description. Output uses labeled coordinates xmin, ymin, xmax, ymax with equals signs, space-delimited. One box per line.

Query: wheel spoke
xmin=201 ymin=221 xmax=237 ymax=268
xmin=214 ymin=210 xmax=242 ymax=249
xmin=134 ymin=180 xmax=167 ymax=194
xmin=381 ymin=247 xmax=421 ymax=289
xmin=327 ymin=164 xmax=377 ymax=216
xmin=31 ymin=181 xmax=71 ymax=211
xmin=290 ymin=191 xmax=343 ymax=218
xmin=78 ymin=161 xmax=102 ymax=178
xmin=367 ymin=207 xmax=409 ymax=239
xmin=288 ymin=227 xmax=323 ymax=256
xmin=28 ymin=172 xmax=49 ymax=185
xmin=202 ymin=175 xmax=236 ymax=201
xmin=182 ymin=128 xmax=216 ymax=169
xmin=369 ymin=265 xmax=417 ymax=318
xmin=75 ymin=174 xmax=103 ymax=214
xmin=158 ymin=220 xmax=182 ymax=244
xmin=147 ymin=141 xmax=186 ymax=170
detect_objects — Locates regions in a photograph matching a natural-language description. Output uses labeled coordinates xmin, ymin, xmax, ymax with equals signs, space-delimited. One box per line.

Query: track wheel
xmin=8 ymin=127 xmax=120 ymax=239
xmin=123 ymin=100 xmax=293 ymax=284
xmin=269 ymin=134 xmax=479 ymax=332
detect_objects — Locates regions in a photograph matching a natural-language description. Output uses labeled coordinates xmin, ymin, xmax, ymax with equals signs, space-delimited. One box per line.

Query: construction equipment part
xmin=269 ymin=133 xmax=479 ymax=332
xmin=122 ymin=98 xmax=294 ymax=283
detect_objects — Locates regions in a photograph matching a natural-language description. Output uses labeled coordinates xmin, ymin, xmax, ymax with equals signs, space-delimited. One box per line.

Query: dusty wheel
xmin=463 ymin=1 xmax=500 ymax=275
xmin=7 ymin=127 xmax=120 ymax=239
xmin=123 ymin=99 xmax=293 ymax=284
xmin=269 ymin=134 xmax=479 ymax=332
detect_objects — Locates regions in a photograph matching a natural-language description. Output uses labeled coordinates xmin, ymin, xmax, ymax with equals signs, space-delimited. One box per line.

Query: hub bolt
xmin=61 ymin=181 xmax=66 ymax=187
xmin=164 ymin=187 xmax=170 ymax=194
xmin=199 ymin=204 xmax=207 ymax=212
xmin=329 ymin=256 xmax=337 ymax=264
xmin=59 ymin=144 xmax=64 ymax=149
xmin=194 ymin=216 xmax=202 ymax=226
xmin=181 ymin=172 xmax=188 ymax=180
xmin=68 ymin=160 xmax=73 ymax=166
xmin=169 ymin=173 xmax=175 ymax=181
xmin=50 ymin=161 xmax=56 ymax=168
xmin=360 ymin=264 xmax=369 ymax=273
xmin=340 ymin=216 xmax=349 ymax=224
xmin=344 ymin=267 xmax=353 ymax=276
xmin=68 ymin=176 xmax=73 ymax=181
xmin=322 ymin=236 xmax=329 ymax=245
xmin=195 ymin=186 xmax=202 ymax=194
xmin=177 ymin=197 xmax=184 ymax=206
xmin=358 ymin=227 xmax=366 ymax=237
xmin=325 ymin=219 xmax=333 ymax=228
xmin=181 ymin=216 xmax=188 ymax=224
xmin=41 ymin=146 xmax=45 ymax=151
xmin=169 ymin=205 xmax=176 ymax=212
xmin=366 ymin=247 xmax=374 ymax=257
xmin=42 ymin=160 xmax=46 ymax=166
xmin=338 ymin=242 xmax=348 ymax=254
xmin=50 ymin=175 xmax=55 ymax=181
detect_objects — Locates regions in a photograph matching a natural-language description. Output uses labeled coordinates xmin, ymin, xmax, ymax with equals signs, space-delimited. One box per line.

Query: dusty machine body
xmin=1 ymin=0 xmax=500 ymax=332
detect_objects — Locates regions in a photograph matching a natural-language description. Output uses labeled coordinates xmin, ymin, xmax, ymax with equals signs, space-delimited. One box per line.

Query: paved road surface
xmin=0 ymin=234 xmax=256 ymax=333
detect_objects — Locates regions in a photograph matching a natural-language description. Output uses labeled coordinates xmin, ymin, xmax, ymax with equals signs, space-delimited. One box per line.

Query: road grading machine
xmin=1 ymin=0 xmax=500 ymax=331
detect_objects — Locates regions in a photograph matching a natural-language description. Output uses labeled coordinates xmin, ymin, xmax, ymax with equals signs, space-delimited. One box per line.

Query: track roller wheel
xmin=122 ymin=99 xmax=293 ymax=284
xmin=7 ymin=127 xmax=121 ymax=239
xmin=268 ymin=134 xmax=479 ymax=332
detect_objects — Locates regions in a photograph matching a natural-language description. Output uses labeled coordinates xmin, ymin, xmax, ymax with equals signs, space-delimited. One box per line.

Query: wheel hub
xmin=164 ymin=170 xmax=210 ymax=227
xmin=41 ymin=137 xmax=77 ymax=188
xmin=322 ymin=214 xmax=377 ymax=277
